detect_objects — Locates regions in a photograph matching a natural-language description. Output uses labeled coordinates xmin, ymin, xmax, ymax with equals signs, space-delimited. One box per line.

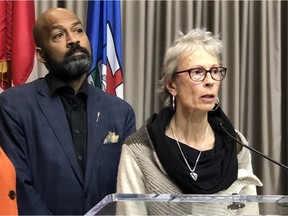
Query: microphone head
xmin=213 ymin=117 xmax=224 ymax=128
xmin=210 ymin=117 xmax=227 ymax=135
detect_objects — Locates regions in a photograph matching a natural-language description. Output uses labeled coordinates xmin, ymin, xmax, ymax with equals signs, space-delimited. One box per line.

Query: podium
xmin=85 ymin=193 xmax=288 ymax=215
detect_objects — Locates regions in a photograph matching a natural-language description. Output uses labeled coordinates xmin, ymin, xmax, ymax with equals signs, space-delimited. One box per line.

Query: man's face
xmin=36 ymin=8 xmax=92 ymax=82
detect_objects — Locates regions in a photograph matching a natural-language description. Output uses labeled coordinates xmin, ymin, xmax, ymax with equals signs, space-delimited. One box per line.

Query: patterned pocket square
xmin=103 ymin=131 xmax=119 ymax=144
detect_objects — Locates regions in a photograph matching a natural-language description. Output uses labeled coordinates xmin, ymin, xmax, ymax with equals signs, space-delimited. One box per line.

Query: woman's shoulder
xmin=125 ymin=123 xmax=153 ymax=147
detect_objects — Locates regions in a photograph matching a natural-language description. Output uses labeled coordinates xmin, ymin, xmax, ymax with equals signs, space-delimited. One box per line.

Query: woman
xmin=0 ymin=146 xmax=18 ymax=215
xmin=116 ymin=28 xmax=262 ymax=215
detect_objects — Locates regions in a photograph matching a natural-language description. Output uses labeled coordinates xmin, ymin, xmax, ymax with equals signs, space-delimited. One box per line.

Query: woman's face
xmin=169 ymin=49 xmax=221 ymax=113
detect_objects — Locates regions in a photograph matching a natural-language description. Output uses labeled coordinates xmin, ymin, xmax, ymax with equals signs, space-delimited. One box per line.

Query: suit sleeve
xmin=0 ymin=92 xmax=52 ymax=215
xmin=123 ymin=105 xmax=136 ymax=139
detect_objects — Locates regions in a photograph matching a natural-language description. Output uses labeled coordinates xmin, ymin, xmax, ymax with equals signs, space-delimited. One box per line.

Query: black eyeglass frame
xmin=173 ymin=66 xmax=227 ymax=82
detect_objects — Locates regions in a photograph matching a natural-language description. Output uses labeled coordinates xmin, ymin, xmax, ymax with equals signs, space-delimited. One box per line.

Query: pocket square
xmin=103 ymin=131 xmax=119 ymax=144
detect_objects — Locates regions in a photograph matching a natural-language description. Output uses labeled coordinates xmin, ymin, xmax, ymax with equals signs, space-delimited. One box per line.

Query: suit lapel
xmin=84 ymin=86 xmax=108 ymax=190
xmin=36 ymin=82 xmax=84 ymax=184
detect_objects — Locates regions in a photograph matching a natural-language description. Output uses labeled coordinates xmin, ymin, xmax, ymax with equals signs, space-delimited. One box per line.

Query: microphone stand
xmin=218 ymin=121 xmax=288 ymax=172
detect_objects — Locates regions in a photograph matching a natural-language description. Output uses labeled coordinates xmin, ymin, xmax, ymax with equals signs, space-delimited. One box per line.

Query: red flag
xmin=0 ymin=1 xmax=35 ymax=90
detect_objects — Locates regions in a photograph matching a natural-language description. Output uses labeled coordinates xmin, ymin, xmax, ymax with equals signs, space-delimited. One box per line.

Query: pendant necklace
xmin=170 ymin=121 xmax=208 ymax=181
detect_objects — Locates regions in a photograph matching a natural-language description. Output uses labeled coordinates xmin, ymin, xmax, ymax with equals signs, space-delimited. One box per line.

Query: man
xmin=0 ymin=8 xmax=136 ymax=215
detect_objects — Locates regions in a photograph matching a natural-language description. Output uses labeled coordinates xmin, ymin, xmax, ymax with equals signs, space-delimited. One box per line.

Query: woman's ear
xmin=165 ymin=81 xmax=176 ymax=96
xmin=35 ymin=47 xmax=46 ymax=64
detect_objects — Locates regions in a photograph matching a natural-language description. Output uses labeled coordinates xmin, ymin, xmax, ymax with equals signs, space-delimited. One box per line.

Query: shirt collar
xmin=45 ymin=73 xmax=88 ymax=96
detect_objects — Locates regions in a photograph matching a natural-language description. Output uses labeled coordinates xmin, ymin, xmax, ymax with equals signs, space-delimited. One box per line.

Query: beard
xmin=44 ymin=44 xmax=92 ymax=82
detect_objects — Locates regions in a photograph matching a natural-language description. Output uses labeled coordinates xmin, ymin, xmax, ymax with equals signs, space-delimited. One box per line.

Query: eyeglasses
xmin=173 ymin=66 xmax=227 ymax=82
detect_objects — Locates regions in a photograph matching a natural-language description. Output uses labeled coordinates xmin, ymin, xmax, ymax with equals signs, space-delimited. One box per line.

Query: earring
xmin=172 ymin=95 xmax=175 ymax=110
xmin=210 ymin=97 xmax=219 ymax=111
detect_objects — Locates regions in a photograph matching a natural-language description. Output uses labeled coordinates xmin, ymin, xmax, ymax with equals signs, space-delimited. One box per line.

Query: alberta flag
xmin=86 ymin=0 xmax=123 ymax=99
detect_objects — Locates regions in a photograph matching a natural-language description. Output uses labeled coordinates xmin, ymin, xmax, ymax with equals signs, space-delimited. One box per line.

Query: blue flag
xmin=86 ymin=0 xmax=123 ymax=98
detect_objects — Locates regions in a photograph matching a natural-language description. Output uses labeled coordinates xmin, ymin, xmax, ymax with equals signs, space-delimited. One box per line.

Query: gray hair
xmin=158 ymin=28 xmax=223 ymax=107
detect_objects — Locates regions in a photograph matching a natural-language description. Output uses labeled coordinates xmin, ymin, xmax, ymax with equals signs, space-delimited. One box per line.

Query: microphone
xmin=214 ymin=117 xmax=288 ymax=172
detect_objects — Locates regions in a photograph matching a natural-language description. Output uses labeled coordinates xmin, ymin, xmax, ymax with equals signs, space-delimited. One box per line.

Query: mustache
xmin=64 ymin=43 xmax=91 ymax=59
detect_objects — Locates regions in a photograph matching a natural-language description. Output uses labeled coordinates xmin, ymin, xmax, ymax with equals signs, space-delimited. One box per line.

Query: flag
xmin=0 ymin=1 xmax=35 ymax=90
xmin=86 ymin=0 xmax=124 ymax=99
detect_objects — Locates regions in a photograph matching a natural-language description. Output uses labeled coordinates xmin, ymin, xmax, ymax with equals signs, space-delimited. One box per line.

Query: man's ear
xmin=35 ymin=47 xmax=46 ymax=63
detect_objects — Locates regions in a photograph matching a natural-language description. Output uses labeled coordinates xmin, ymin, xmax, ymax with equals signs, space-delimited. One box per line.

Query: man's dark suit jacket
xmin=0 ymin=77 xmax=136 ymax=215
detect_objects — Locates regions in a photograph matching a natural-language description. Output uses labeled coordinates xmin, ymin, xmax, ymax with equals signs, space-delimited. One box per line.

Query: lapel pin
xmin=96 ymin=112 xmax=100 ymax=122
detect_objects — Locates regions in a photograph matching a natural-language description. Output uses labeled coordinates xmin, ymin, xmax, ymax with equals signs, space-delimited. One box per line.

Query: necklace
xmin=170 ymin=121 xmax=208 ymax=181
